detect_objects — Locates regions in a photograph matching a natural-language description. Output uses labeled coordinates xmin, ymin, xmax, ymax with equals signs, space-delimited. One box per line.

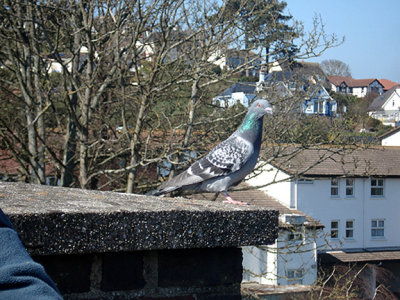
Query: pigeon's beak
xmin=265 ymin=107 xmax=273 ymax=115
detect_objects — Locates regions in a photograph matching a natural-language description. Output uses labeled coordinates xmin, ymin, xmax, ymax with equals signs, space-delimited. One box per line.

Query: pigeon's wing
xmin=155 ymin=135 xmax=253 ymax=194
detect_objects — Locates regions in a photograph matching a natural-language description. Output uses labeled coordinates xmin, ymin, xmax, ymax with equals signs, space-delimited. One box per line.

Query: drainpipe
xmin=362 ymin=178 xmax=366 ymax=249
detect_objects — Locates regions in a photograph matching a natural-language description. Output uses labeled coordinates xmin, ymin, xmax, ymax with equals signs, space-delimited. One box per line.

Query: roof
xmin=266 ymin=145 xmax=400 ymax=177
xmin=188 ymin=183 xmax=323 ymax=229
xmin=328 ymin=76 xmax=378 ymax=88
xmin=320 ymin=249 xmax=400 ymax=263
xmin=378 ymin=126 xmax=400 ymax=140
xmin=218 ymin=82 xmax=256 ymax=96
xmin=378 ymin=79 xmax=399 ymax=91
xmin=368 ymin=85 xmax=400 ymax=111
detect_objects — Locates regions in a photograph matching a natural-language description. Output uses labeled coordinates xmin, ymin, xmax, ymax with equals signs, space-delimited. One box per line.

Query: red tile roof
xmin=378 ymin=79 xmax=399 ymax=91
xmin=328 ymin=76 xmax=377 ymax=88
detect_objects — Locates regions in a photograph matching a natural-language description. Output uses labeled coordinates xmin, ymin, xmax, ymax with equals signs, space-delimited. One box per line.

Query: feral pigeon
xmin=154 ymin=99 xmax=272 ymax=204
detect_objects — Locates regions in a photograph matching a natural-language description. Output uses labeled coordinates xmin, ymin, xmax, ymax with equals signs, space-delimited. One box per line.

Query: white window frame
xmin=330 ymin=220 xmax=339 ymax=239
xmin=345 ymin=178 xmax=354 ymax=197
xmin=371 ymin=219 xmax=385 ymax=239
xmin=345 ymin=220 xmax=354 ymax=239
xmin=371 ymin=178 xmax=384 ymax=197
xmin=287 ymin=232 xmax=303 ymax=242
xmin=286 ymin=268 xmax=304 ymax=284
xmin=330 ymin=178 xmax=339 ymax=197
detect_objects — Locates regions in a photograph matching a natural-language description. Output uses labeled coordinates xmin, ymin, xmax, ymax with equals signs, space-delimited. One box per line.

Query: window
xmin=371 ymin=178 xmax=384 ymax=196
xmin=346 ymin=220 xmax=354 ymax=239
xmin=298 ymin=179 xmax=313 ymax=184
xmin=287 ymin=232 xmax=303 ymax=242
xmin=371 ymin=219 xmax=384 ymax=238
xmin=345 ymin=179 xmax=354 ymax=197
xmin=331 ymin=178 xmax=339 ymax=196
xmin=287 ymin=269 xmax=304 ymax=283
xmin=331 ymin=221 xmax=339 ymax=239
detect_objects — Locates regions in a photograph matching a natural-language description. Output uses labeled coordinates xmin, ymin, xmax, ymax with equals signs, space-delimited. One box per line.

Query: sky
xmin=284 ymin=0 xmax=400 ymax=82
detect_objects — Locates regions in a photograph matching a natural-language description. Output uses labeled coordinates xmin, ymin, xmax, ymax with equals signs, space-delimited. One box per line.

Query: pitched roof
xmin=368 ymin=85 xmax=400 ymax=111
xmin=327 ymin=76 xmax=377 ymax=88
xmin=218 ymin=82 xmax=256 ymax=96
xmin=320 ymin=249 xmax=400 ymax=263
xmin=378 ymin=126 xmax=400 ymax=140
xmin=187 ymin=183 xmax=323 ymax=228
xmin=378 ymin=79 xmax=399 ymax=91
xmin=266 ymin=145 xmax=400 ymax=177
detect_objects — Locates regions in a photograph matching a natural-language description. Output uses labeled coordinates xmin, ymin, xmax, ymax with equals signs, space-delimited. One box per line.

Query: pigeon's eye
xmin=257 ymin=103 xmax=262 ymax=108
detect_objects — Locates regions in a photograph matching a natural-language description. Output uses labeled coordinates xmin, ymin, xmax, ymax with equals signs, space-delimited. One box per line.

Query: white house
xmin=368 ymin=85 xmax=400 ymax=127
xmin=328 ymin=76 xmax=384 ymax=98
xmin=246 ymin=145 xmax=400 ymax=277
xmin=213 ymin=64 xmax=337 ymax=116
xmin=191 ymin=184 xmax=323 ymax=286
xmin=378 ymin=127 xmax=400 ymax=146
xmin=212 ymin=82 xmax=257 ymax=108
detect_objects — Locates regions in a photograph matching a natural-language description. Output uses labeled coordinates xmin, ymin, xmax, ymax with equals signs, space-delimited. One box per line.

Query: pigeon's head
xmin=248 ymin=99 xmax=273 ymax=119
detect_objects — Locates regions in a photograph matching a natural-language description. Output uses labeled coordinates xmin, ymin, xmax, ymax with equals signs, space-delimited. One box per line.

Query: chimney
xmin=259 ymin=68 xmax=265 ymax=83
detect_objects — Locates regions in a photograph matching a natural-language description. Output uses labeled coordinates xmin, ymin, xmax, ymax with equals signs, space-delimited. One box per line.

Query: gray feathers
xmin=155 ymin=99 xmax=272 ymax=196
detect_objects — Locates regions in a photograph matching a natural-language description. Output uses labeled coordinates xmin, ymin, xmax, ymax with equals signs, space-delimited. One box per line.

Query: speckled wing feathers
xmin=156 ymin=134 xmax=252 ymax=194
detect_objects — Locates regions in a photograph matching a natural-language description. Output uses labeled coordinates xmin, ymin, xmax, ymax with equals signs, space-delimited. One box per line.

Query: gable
xmin=381 ymin=89 xmax=400 ymax=111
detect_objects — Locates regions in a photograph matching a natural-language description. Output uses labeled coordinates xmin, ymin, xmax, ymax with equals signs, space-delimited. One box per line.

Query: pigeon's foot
xmin=223 ymin=195 xmax=247 ymax=205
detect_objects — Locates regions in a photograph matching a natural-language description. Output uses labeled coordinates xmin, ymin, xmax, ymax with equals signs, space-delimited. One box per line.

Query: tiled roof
xmin=187 ymin=183 xmax=323 ymax=228
xmin=266 ymin=145 xmax=400 ymax=177
xmin=219 ymin=82 xmax=256 ymax=96
xmin=327 ymin=76 xmax=377 ymax=88
xmin=378 ymin=126 xmax=400 ymax=140
xmin=378 ymin=79 xmax=399 ymax=91
xmin=368 ymin=85 xmax=400 ymax=111
xmin=320 ymin=249 xmax=400 ymax=263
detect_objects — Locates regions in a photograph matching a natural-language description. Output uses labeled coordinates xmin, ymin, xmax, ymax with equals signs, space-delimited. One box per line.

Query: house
xmin=378 ymin=79 xmax=399 ymax=92
xmin=190 ymin=184 xmax=323 ymax=286
xmin=213 ymin=61 xmax=337 ymax=116
xmin=328 ymin=76 xmax=384 ymax=98
xmin=378 ymin=126 xmax=400 ymax=146
xmin=368 ymin=85 xmax=400 ymax=127
xmin=261 ymin=64 xmax=337 ymax=116
xmin=212 ymin=82 xmax=258 ymax=108
xmin=208 ymin=49 xmax=262 ymax=77
xmin=246 ymin=145 xmax=400 ymax=295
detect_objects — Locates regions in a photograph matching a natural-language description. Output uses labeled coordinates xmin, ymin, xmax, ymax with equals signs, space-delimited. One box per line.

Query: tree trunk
xmin=126 ymin=96 xmax=147 ymax=193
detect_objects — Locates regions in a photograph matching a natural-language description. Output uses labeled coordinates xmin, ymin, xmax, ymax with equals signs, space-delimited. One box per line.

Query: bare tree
xmin=0 ymin=0 xmax=344 ymax=192
xmin=320 ymin=59 xmax=351 ymax=77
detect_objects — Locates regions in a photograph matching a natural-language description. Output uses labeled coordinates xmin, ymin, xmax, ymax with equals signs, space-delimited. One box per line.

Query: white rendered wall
xmin=242 ymin=229 xmax=319 ymax=286
xmin=276 ymin=229 xmax=318 ymax=285
xmin=295 ymin=177 xmax=400 ymax=250
xmin=381 ymin=132 xmax=400 ymax=146
xmin=242 ymin=243 xmax=278 ymax=285
xmin=246 ymin=164 xmax=292 ymax=208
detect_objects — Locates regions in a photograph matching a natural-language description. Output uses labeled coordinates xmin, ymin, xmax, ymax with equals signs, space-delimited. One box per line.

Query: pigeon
xmin=154 ymin=99 xmax=273 ymax=204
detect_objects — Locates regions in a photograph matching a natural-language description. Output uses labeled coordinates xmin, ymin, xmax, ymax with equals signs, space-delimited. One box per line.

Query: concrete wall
xmin=0 ymin=181 xmax=278 ymax=299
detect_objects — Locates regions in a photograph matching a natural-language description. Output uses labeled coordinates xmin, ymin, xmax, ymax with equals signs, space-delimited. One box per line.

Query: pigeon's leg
xmin=222 ymin=192 xmax=247 ymax=205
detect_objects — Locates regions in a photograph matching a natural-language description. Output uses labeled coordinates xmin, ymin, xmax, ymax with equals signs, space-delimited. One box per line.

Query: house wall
xmin=243 ymin=228 xmax=318 ymax=286
xmin=381 ymin=131 xmax=400 ymax=146
xmin=352 ymin=87 xmax=366 ymax=98
xmin=295 ymin=177 xmax=400 ymax=250
xmin=242 ymin=243 xmax=277 ymax=285
xmin=276 ymin=229 xmax=318 ymax=286
xmin=247 ymin=164 xmax=292 ymax=208
xmin=382 ymin=88 xmax=400 ymax=112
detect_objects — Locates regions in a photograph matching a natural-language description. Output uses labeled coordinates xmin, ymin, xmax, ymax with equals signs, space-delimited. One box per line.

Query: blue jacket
xmin=0 ymin=209 xmax=62 ymax=299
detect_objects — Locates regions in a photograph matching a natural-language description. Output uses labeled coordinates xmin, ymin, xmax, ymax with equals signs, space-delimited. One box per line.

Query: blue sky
xmin=284 ymin=0 xmax=400 ymax=82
